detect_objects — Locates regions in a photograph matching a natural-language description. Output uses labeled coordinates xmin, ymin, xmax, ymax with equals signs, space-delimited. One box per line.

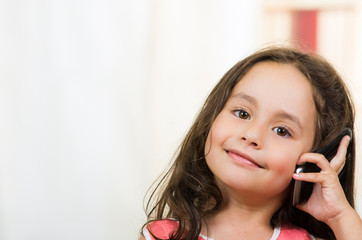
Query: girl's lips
xmin=226 ymin=150 xmax=263 ymax=168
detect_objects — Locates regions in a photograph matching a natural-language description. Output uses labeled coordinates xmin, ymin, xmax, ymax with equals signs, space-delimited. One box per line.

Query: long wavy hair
xmin=143 ymin=47 xmax=356 ymax=240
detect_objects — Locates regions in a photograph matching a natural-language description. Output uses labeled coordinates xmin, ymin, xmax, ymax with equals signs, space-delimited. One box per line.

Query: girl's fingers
xmin=330 ymin=135 xmax=350 ymax=174
xmin=298 ymin=152 xmax=332 ymax=172
xmin=297 ymin=135 xmax=351 ymax=174
xmin=335 ymin=161 xmax=345 ymax=176
xmin=293 ymin=171 xmax=336 ymax=184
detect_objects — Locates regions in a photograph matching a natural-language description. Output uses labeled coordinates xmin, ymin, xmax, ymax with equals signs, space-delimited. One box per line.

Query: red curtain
xmin=292 ymin=10 xmax=318 ymax=53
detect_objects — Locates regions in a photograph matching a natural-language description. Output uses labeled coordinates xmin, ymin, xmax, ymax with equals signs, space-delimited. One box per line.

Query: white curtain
xmin=0 ymin=0 xmax=152 ymax=239
xmin=0 ymin=1 xmax=264 ymax=239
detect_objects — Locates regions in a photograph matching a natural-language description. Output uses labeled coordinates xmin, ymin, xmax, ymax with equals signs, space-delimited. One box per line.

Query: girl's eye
xmin=273 ymin=127 xmax=290 ymax=137
xmin=234 ymin=109 xmax=250 ymax=119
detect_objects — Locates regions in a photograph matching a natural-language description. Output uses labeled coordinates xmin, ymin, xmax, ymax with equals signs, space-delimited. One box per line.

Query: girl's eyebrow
xmin=274 ymin=111 xmax=303 ymax=131
xmin=230 ymin=92 xmax=303 ymax=131
xmin=230 ymin=92 xmax=257 ymax=106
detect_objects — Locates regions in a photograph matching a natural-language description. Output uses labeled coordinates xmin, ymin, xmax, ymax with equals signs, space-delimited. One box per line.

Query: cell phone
xmin=292 ymin=127 xmax=352 ymax=206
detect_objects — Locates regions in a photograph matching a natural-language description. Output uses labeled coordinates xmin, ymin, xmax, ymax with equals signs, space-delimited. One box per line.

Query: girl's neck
xmin=201 ymin=191 xmax=283 ymax=239
xmin=207 ymin=200 xmax=275 ymax=228
xmin=216 ymin=182 xmax=285 ymax=222
xmin=202 ymin=206 xmax=274 ymax=240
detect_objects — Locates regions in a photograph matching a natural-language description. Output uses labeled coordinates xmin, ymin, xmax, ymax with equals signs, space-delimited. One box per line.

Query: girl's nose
xmin=240 ymin=125 xmax=263 ymax=149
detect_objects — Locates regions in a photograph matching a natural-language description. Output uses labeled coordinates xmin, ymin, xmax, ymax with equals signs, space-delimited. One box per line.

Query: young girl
xmin=139 ymin=47 xmax=362 ymax=239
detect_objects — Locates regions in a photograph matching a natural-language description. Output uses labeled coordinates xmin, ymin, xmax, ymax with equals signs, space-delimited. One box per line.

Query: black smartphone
xmin=292 ymin=127 xmax=352 ymax=206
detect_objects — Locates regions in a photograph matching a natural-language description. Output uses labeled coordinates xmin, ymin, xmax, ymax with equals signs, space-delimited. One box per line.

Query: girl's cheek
xmin=270 ymin=152 xmax=299 ymax=176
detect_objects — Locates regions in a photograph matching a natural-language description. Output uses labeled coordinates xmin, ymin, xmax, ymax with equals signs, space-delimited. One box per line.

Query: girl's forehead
xmin=232 ymin=62 xmax=309 ymax=93
xmin=229 ymin=62 xmax=316 ymax=118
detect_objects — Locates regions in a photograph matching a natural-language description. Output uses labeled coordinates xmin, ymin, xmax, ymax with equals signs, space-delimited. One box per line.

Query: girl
xmin=139 ymin=47 xmax=362 ymax=239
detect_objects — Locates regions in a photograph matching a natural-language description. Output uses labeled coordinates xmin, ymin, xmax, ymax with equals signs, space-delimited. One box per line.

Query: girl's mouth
xmin=226 ymin=150 xmax=263 ymax=168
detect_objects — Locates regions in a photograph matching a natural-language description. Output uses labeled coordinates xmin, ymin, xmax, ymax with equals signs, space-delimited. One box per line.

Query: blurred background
xmin=0 ymin=0 xmax=361 ymax=239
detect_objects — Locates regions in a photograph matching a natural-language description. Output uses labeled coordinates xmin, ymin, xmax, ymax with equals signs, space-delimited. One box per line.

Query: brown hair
xmin=143 ymin=47 xmax=355 ymax=240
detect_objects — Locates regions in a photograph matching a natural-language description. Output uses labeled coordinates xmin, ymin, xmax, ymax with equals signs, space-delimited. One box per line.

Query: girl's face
xmin=205 ymin=61 xmax=317 ymax=204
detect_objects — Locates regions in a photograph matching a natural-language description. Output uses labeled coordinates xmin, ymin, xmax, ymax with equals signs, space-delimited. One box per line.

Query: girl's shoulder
xmin=142 ymin=220 xmax=315 ymax=240
xmin=142 ymin=219 xmax=205 ymax=240
xmin=276 ymin=225 xmax=316 ymax=240
xmin=143 ymin=219 xmax=178 ymax=240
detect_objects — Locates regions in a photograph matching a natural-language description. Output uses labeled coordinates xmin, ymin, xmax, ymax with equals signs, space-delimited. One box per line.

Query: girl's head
xmin=204 ymin=61 xmax=318 ymax=205
xmin=146 ymin=47 xmax=355 ymax=239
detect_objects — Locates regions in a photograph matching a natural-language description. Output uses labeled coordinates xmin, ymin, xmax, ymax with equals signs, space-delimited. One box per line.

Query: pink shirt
xmin=143 ymin=219 xmax=315 ymax=240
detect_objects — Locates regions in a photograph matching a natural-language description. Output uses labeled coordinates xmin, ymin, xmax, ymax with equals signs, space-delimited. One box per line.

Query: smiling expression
xmin=204 ymin=61 xmax=317 ymax=202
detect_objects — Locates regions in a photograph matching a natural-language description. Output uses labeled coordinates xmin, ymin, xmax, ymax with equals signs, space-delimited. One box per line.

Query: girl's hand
xmin=293 ymin=135 xmax=362 ymax=239
xmin=293 ymin=135 xmax=351 ymax=223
